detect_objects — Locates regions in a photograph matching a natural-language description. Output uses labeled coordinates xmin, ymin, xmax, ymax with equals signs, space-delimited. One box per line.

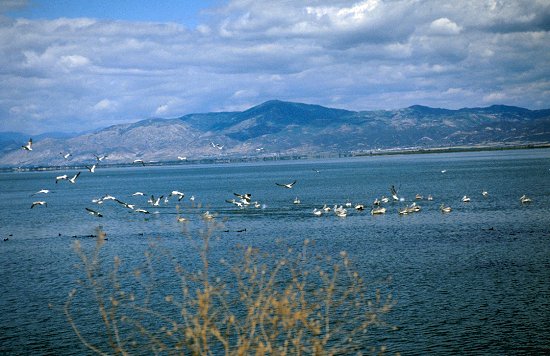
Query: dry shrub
xmin=66 ymin=216 xmax=394 ymax=355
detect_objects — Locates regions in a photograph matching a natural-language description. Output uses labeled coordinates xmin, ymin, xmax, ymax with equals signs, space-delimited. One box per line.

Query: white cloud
xmin=1 ymin=0 xmax=549 ymax=134
xmin=429 ymin=18 xmax=462 ymax=35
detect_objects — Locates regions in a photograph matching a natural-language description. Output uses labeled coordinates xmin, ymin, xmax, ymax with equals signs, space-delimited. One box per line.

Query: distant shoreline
xmin=2 ymin=143 xmax=549 ymax=173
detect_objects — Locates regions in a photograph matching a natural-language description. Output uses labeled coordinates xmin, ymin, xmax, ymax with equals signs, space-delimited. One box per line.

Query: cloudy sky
xmin=1 ymin=0 xmax=549 ymax=134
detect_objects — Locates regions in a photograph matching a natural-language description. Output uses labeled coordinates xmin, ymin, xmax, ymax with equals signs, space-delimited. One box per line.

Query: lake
xmin=1 ymin=149 xmax=549 ymax=354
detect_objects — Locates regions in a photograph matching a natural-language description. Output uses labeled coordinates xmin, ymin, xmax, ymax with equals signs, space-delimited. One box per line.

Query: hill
xmin=1 ymin=100 xmax=549 ymax=167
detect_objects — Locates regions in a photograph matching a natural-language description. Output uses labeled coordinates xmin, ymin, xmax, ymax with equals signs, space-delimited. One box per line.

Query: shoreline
xmin=2 ymin=143 xmax=549 ymax=172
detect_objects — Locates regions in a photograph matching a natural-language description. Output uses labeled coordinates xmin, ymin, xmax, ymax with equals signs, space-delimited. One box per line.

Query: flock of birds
xmin=20 ymin=137 xmax=535 ymax=225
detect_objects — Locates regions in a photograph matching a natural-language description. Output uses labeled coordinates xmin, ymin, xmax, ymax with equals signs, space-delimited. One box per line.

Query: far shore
xmin=2 ymin=143 xmax=549 ymax=173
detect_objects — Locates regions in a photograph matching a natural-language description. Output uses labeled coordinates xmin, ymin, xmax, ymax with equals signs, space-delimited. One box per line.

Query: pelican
xmin=520 ymin=195 xmax=532 ymax=204
xmin=441 ymin=169 xmax=447 ymax=174
xmin=226 ymin=199 xmax=243 ymax=208
xmin=373 ymin=198 xmax=381 ymax=206
xmin=390 ymin=185 xmax=399 ymax=201
xmin=60 ymin=152 xmax=71 ymax=160
xmin=461 ymin=195 xmax=471 ymax=203
xmin=234 ymin=192 xmax=252 ymax=202
xmin=115 ymin=199 xmax=135 ymax=209
xmin=322 ymin=204 xmax=331 ymax=212
xmin=203 ymin=211 xmax=215 ymax=220
xmin=86 ymin=164 xmax=96 ymax=173
xmin=32 ymin=189 xmax=51 ymax=196
xmin=380 ymin=196 xmax=389 ymax=203
xmin=85 ymin=207 xmax=103 ymax=217
xmin=371 ymin=206 xmax=386 ymax=215
xmin=22 ymin=138 xmax=32 ymax=151
xmin=427 ymin=194 xmax=433 ymax=201
xmin=149 ymin=195 xmax=163 ymax=206
xmin=68 ymin=172 xmax=81 ymax=184
xmin=190 ymin=195 xmax=195 ymax=202
xmin=169 ymin=191 xmax=185 ymax=201
xmin=293 ymin=197 xmax=301 ymax=204
xmin=94 ymin=154 xmax=108 ymax=162
xmin=313 ymin=208 xmax=323 ymax=216
xmin=31 ymin=201 xmax=47 ymax=209
xmin=176 ymin=216 xmax=188 ymax=222
xmin=211 ymin=142 xmax=224 ymax=150
xmin=132 ymin=192 xmax=145 ymax=196
xmin=177 ymin=156 xmax=187 ymax=161
xmin=133 ymin=159 xmax=146 ymax=166
xmin=276 ymin=180 xmax=297 ymax=189
xmin=55 ymin=174 xmax=68 ymax=184
xmin=354 ymin=204 xmax=365 ymax=211
xmin=415 ymin=194 xmax=423 ymax=200
xmin=440 ymin=204 xmax=452 ymax=213
xmin=334 ymin=206 xmax=347 ymax=217
xmin=134 ymin=208 xmax=150 ymax=214
xmin=482 ymin=191 xmax=489 ymax=197
xmin=101 ymin=194 xmax=116 ymax=201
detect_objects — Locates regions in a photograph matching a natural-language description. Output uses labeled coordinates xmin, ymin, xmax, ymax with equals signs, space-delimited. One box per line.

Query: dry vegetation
xmin=65 ymin=213 xmax=395 ymax=355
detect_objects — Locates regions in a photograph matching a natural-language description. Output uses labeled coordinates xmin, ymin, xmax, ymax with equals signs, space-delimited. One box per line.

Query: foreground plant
xmin=66 ymin=218 xmax=394 ymax=355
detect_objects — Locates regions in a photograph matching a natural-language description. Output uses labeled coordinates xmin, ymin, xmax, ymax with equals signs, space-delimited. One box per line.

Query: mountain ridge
xmin=1 ymin=100 xmax=549 ymax=167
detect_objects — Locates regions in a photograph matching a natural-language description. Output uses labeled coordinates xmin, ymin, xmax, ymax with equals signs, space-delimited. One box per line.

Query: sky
xmin=1 ymin=0 xmax=549 ymax=134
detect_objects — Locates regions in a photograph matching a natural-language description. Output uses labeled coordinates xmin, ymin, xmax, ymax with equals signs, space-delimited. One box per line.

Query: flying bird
xmin=55 ymin=174 xmax=68 ymax=184
xmin=276 ymin=180 xmax=297 ymax=189
xmin=32 ymin=189 xmax=52 ymax=196
xmin=31 ymin=201 xmax=47 ymax=209
xmin=60 ymin=152 xmax=72 ymax=160
xmin=177 ymin=156 xmax=187 ymax=161
xmin=133 ymin=159 xmax=146 ymax=166
xmin=169 ymin=191 xmax=185 ymax=201
xmin=85 ymin=207 xmax=103 ymax=217
xmin=86 ymin=164 xmax=96 ymax=173
xmin=94 ymin=154 xmax=108 ymax=162
xmin=68 ymin=172 xmax=81 ymax=184
xmin=390 ymin=185 xmax=399 ymax=201
xmin=211 ymin=142 xmax=224 ymax=150
xmin=22 ymin=138 xmax=33 ymax=151
xmin=132 ymin=192 xmax=145 ymax=196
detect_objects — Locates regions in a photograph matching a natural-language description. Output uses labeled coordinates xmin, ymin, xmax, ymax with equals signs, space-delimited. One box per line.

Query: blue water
xmin=1 ymin=149 xmax=550 ymax=354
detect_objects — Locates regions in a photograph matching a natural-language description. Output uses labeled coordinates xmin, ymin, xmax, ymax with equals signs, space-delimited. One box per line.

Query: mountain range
xmin=1 ymin=100 xmax=550 ymax=167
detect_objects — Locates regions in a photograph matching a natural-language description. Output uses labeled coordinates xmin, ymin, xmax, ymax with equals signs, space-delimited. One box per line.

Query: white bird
xmin=354 ymin=204 xmax=365 ymax=211
xmin=134 ymin=208 xmax=150 ymax=214
xmin=482 ymin=191 xmax=489 ymax=197
xmin=441 ymin=169 xmax=447 ymax=173
xmin=276 ymin=180 xmax=297 ymax=189
xmin=169 ymin=191 xmax=185 ymax=201
xmin=86 ymin=164 xmax=96 ymax=173
xmin=520 ymin=195 xmax=532 ymax=204
xmin=390 ymin=185 xmax=399 ymax=201
xmin=133 ymin=159 xmax=146 ymax=166
xmin=85 ymin=207 xmax=103 ymax=217
xmin=440 ymin=204 xmax=452 ymax=213
xmin=371 ymin=206 xmax=386 ymax=215
xmin=115 ymin=199 xmax=135 ymax=209
xmin=211 ymin=142 xmax=224 ymax=150
xmin=22 ymin=138 xmax=32 ymax=151
xmin=68 ymin=172 xmax=81 ymax=184
xmin=101 ymin=194 xmax=116 ymax=201
xmin=32 ymin=189 xmax=51 ymax=196
xmin=55 ymin=174 xmax=68 ymax=184
xmin=177 ymin=156 xmax=187 ymax=160
xmin=427 ymin=195 xmax=433 ymax=201
xmin=31 ymin=201 xmax=47 ymax=208
xmin=461 ymin=195 xmax=471 ymax=202
xmin=132 ymin=192 xmax=145 ymax=196
xmin=312 ymin=208 xmax=323 ymax=216
xmin=322 ymin=204 xmax=331 ymax=212
xmin=203 ymin=211 xmax=215 ymax=220
xmin=149 ymin=195 xmax=163 ymax=206
xmin=293 ymin=197 xmax=301 ymax=204
xmin=234 ymin=192 xmax=252 ymax=203
xmin=60 ymin=152 xmax=71 ymax=159
xmin=94 ymin=154 xmax=108 ymax=162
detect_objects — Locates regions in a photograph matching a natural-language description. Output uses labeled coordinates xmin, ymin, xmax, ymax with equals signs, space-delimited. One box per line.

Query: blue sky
xmin=1 ymin=0 xmax=549 ymax=134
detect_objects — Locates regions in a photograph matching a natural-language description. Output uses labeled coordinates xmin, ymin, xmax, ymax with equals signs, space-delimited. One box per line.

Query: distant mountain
xmin=1 ymin=100 xmax=549 ymax=167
